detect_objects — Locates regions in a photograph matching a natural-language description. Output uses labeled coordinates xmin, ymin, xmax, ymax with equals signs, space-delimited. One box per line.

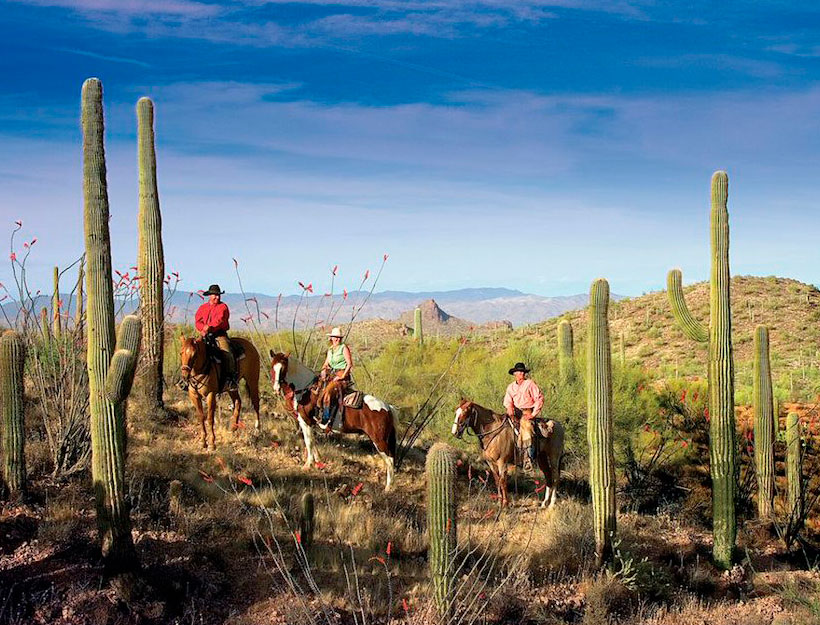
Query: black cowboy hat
xmin=508 ymin=362 xmax=530 ymax=375
xmin=203 ymin=284 xmax=225 ymax=296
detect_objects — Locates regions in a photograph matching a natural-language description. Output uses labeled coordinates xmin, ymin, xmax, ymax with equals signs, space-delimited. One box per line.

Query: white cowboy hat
xmin=326 ymin=327 xmax=343 ymax=338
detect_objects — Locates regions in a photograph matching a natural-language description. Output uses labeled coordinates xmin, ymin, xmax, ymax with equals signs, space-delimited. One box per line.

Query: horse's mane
xmin=286 ymin=355 xmax=317 ymax=390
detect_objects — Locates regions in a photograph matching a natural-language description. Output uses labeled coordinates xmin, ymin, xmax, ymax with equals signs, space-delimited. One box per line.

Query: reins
xmin=182 ymin=342 xmax=214 ymax=393
xmin=465 ymin=409 xmax=513 ymax=451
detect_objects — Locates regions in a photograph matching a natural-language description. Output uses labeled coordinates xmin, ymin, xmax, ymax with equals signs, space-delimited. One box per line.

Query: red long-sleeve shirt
xmin=195 ymin=301 xmax=230 ymax=333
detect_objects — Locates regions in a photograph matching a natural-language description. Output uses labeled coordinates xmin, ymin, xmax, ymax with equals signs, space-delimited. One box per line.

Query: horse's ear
xmin=269 ymin=349 xmax=275 ymax=358
xmin=285 ymin=351 xmax=291 ymax=358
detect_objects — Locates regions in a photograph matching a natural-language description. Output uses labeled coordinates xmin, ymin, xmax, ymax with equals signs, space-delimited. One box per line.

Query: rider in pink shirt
xmin=504 ymin=362 xmax=544 ymax=471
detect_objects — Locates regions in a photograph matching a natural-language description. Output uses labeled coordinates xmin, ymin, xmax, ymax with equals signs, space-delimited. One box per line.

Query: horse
xmin=180 ymin=335 xmax=261 ymax=450
xmin=270 ymin=351 xmax=399 ymax=491
xmin=452 ymin=399 xmax=564 ymax=508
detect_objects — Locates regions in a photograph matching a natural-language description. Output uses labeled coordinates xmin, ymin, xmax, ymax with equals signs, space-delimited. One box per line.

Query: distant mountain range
xmin=1 ymin=287 xmax=617 ymax=330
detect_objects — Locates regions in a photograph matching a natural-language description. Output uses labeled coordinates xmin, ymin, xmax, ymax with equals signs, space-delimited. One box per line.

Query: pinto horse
xmin=180 ymin=335 xmax=261 ymax=450
xmin=270 ymin=351 xmax=398 ymax=491
xmin=452 ymin=399 xmax=564 ymax=508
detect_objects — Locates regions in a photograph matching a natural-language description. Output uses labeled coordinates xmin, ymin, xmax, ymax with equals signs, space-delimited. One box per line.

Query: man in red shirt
xmin=195 ymin=284 xmax=237 ymax=391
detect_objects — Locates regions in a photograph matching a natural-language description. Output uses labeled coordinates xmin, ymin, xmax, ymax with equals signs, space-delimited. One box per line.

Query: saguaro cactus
xmin=40 ymin=307 xmax=50 ymax=343
xmin=1 ymin=331 xmax=26 ymax=498
xmin=414 ymin=307 xmax=423 ymax=344
xmin=557 ymin=319 xmax=575 ymax=383
xmin=137 ymin=97 xmax=166 ymax=412
xmin=753 ymin=326 xmax=775 ymax=518
xmin=426 ymin=443 xmax=457 ymax=618
xmin=300 ymin=492 xmax=315 ymax=550
xmin=82 ymin=77 xmax=142 ymax=570
xmin=666 ymin=171 xmax=737 ymax=569
xmin=587 ymin=278 xmax=616 ymax=566
xmin=786 ymin=411 xmax=803 ymax=530
xmin=52 ymin=266 xmax=62 ymax=340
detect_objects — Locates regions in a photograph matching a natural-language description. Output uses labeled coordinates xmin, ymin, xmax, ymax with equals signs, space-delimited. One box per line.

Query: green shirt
xmin=327 ymin=344 xmax=348 ymax=371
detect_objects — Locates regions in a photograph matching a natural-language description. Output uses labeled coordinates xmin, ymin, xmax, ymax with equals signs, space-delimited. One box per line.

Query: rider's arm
xmin=194 ymin=304 xmax=208 ymax=335
xmin=503 ymin=384 xmax=515 ymax=417
xmin=531 ymin=382 xmax=544 ymax=417
xmin=340 ymin=344 xmax=353 ymax=379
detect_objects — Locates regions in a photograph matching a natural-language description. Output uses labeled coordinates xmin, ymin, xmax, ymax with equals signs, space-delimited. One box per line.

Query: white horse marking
xmin=272 ymin=362 xmax=283 ymax=392
xmin=297 ymin=416 xmax=316 ymax=467
xmin=364 ymin=395 xmax=388 ymax=412
xmin=452 ymin=407 xmax=463 ymax=435
xmin=378 ymin=451 xmax=395 ymax=491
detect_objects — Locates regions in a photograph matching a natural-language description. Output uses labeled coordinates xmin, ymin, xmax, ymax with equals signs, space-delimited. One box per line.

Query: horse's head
xmin=452 ymin=398 xmax=476 ymax=439
xmin=180 ymin=335 xmax=204 ymax=382
xmin=270 ymin=350 xmax=290 ymax=394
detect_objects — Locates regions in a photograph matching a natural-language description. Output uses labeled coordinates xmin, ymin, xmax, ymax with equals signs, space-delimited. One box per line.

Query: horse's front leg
xmin=297 ymin=416 xmax=317 ymax=469
xmin=206 ymin=393 xmax=217 ymax=451
xmin=190 ymin=389 xmax=207 ymax=449
xmin=498 ymin=462 xmax=509 ymax=508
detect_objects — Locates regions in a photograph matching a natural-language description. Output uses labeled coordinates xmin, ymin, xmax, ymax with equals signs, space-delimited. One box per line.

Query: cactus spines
xmin=40 ymin=307 xmax=50 ymax=342
xmin=105 ymin=315 xmax=142 ymax=404
xmin=52 ymin=266 xmax=62 ymax=340
xmin=587 ymin=278 xmax=616 ymax=566
xmin=665 ymin=171 xmax=737 ymax=569
xmin=426 ymin=443 xmax=457 ymax=618
xmin=753 ymin=326 xmax=775 ymax=519
xmin=137 ymin=97 xmax=165 ymax=411
xmin=300 ymin=492 xmax=315 ymax=550
xmin=786 ymin=411 xmax=803 ymax=531
xmin=414 ymin=307 xmax=423 ymax=344
xmin=1 ymin=331 xmax=26 ymax=498
xmin=557 ymin=319 xmax=575 ymax=383
xmin=83 ymin=77 xmax=139 ymax=569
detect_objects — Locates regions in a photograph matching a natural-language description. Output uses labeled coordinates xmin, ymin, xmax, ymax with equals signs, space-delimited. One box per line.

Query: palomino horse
xmin=452 ymin=399 xmax=564 ymax=508
xmin=180 ymin=336 xmax=261 ymax=450
xmin=270 ymin=351 xmax=398 ymax=491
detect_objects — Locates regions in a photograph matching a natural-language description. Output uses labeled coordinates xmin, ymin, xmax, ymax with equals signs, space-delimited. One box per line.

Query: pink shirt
xmin=503 ymin=378 xmax=544 ymax=416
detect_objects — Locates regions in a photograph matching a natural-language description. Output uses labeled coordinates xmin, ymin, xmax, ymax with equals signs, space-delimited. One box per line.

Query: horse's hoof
xmin=230 ymin=424 xmax=238 ymax=432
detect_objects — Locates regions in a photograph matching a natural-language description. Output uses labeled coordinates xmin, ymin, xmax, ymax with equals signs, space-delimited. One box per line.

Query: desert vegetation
xmin=2 ymin=79 xmax=820 ymax=625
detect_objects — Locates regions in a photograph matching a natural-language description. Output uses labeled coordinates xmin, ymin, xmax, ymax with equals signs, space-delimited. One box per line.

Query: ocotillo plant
xmin=137 ymin=97 xmax=166 ymax=412
xmin=82 ymin=77 xmax=142 ymax=570
xmin=619 ymin=331 xmax=625 ymax=366
xmin=414 ymin=307 xmax=423 ymax=344
xmin=52 ymin=266 xmax=61 ymax=340
xmin=300 ymin=492 xmax=314 ymax=550
xmin=426 ymin=442 xmax=457 ymax=618
xmin=587 ymin=278 xmax=615 ymax=565
xmin=557 ymin=319 xmax=575 ymax=383
xmin=753 ymin=325 xmax=775 ymax=518
xmin=75 ymin=258 xmax=84 ymax=338
xmin=666 ymin=171 xmax=737 ymax=569
xmin=786 ymin=411 xmax=803 ymax=535
xmin=1 ymin=331 xmax=26 ymax=498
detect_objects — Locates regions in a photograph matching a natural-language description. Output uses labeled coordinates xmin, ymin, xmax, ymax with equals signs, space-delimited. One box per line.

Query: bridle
xmin=456 ymin=403 xmax=512 ymax=451
xmin=181 ymin=339 xmax=212 ymax=392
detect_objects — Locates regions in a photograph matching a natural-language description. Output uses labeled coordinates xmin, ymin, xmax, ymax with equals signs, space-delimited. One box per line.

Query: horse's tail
xmin=388 ymin=405 xmax=399 ymax=458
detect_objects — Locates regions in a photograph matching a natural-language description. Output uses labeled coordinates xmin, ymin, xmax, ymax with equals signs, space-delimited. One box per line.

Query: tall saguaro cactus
xmin=137 ymin=97 xmax=166 ymax=412
xmin=587 ymin=278 xmax=616 ymax=565
xmin=1 ymin=331 xmax=26 ymax=498
xmin=666 ymin=171 xmax=737 ymax=569
xmin=82 ymin=78 xmax=142 ymax=570
xmin=52 ymin=266 xmax=62 ymax=340
xmin=786 ymin=412 xmax=803 ymax=529
xmin=557 ymin=319 xmax=575 ymax=383
xmin=753 ymin=326 xmax=775 ymax=518
xmin=426 ymin=443 xmax=457 ymax=618
xmin=414 ymin=307 xmax=423 ymax=344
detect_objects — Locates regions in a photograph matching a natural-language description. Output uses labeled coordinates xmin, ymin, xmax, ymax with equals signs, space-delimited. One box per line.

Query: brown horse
xmin=180 ymin=335 xmax=261 ymax=450
xmin=270 ymin=352 xmax=398 ymax=490
xmin=452 ymin=399 xmax=564 ymax=508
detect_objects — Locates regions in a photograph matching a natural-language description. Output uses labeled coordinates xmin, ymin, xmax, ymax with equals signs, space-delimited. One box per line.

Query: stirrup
xmin=224 ymin=377 xmax=238 ymax=392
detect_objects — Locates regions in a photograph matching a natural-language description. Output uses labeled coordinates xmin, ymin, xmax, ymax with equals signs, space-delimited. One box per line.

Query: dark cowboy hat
xmin=508 ymin=362 xmax=530 ymax=375
xmin=203 ymin=284 xmax=225 ymax=296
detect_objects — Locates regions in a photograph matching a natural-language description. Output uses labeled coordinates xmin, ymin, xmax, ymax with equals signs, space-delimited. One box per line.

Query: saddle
xmin=511 ymin=417 xmax=556 ymax=441
xmin=203 ymin=335 xmax=245 ymax=391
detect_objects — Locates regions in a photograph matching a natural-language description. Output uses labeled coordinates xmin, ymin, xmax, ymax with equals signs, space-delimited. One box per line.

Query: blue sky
xmin=1 ymin=1 xmax=819 ymax=299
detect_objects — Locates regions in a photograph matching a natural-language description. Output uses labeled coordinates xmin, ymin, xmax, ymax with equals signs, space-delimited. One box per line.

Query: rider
xmin=318 ymin=327 xmax=353 ymax=429
xmin=503 ymin=362 xmax=544 ymax=472
xmin=194 ymin=284 xmax=238 ymax=392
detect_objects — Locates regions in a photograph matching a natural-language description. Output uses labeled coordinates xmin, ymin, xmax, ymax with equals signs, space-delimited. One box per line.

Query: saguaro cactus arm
xmin=105 ymin=315 xmax=142 ymax=404
xmin=753 ymin=325 xmax=775 ymax=519
xmin=667 ymin=269 xmax=708 ymax=343
xmin=786 ymin=411 xmax=803 ymax=530
xmin=557 ymin=319 xmax=575 ymax=383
